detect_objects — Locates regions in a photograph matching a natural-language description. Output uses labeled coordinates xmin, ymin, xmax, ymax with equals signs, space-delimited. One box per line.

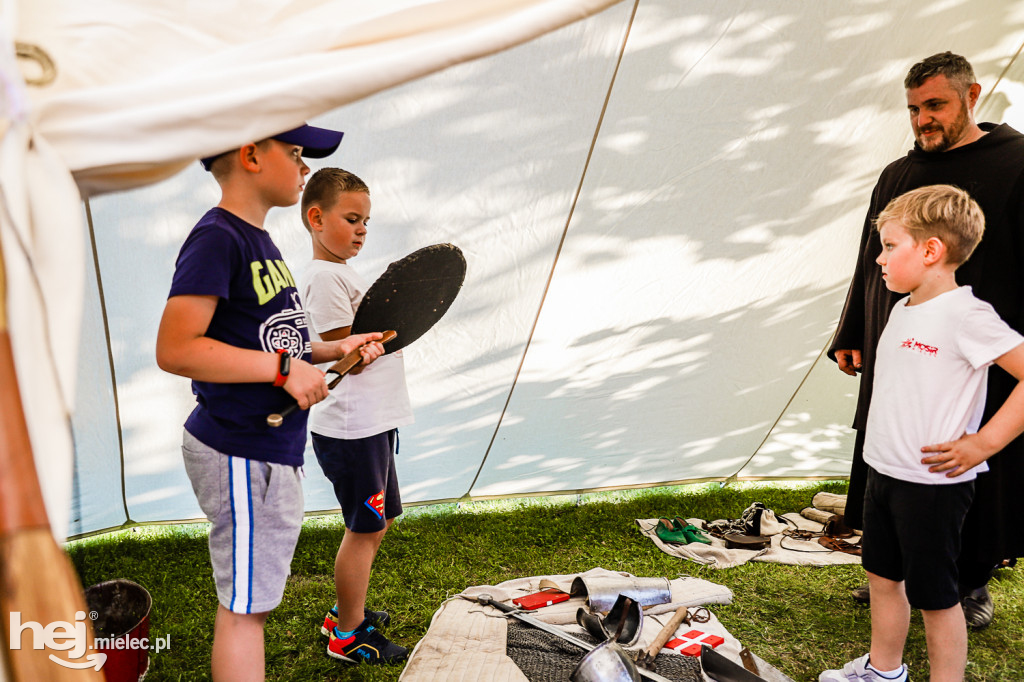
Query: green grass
xmin=67 ymin=481 xmax=1024 ymax=681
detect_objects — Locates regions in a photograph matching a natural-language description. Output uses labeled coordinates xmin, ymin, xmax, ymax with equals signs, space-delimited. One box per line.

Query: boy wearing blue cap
xmin=156 ymin=125 xmax=385 ymax=682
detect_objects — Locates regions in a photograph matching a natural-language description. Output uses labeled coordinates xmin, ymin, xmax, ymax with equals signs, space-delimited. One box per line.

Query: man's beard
xmin=916 ymin=98 xmax=970 ymax=152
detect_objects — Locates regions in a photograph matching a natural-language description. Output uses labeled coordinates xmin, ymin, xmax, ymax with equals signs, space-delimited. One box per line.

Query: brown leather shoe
xmin=851 ymin=583 xmax=870 ymax=604
xmin=961 ymin=585 xmax=994 ymax=629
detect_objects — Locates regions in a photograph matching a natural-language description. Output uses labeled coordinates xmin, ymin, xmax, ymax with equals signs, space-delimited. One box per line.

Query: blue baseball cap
xmin=200 ymin=123 xmax=344 ymax=171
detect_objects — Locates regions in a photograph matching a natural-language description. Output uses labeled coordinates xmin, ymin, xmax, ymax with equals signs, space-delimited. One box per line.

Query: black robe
xmin=829 ymin=123 xmax=1024 ymax=571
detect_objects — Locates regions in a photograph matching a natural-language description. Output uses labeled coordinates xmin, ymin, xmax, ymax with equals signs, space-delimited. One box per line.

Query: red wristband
xmin=272 ymin=349 xmax=290 ymax=387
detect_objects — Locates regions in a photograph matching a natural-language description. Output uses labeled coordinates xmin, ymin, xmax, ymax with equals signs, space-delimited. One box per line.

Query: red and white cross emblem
xmin=664 ymin=629 xmax=725 ymax=656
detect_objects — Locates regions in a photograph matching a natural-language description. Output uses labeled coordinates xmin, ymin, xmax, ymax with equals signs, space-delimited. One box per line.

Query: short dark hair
xmin=207 ymin=139 xmax=276 ymax=181
xmin=301 ymin=168 xmax=370 ymax=231
xmin=904 ymin=51 xmax=975 ymax=96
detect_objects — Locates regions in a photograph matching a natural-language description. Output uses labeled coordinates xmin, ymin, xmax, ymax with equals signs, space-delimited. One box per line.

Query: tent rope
xmin=463 ymin=0 xmax=642 ymax=498
xmin=724 ymin=329 xmax=841 ymax=485
xmin=981 ymin=39 xmax=1024 ymax=108
xmin=83 ymin=199 xmax=132 ymax=525
xmin=725 ymin=44 xmax=1024 ymax=485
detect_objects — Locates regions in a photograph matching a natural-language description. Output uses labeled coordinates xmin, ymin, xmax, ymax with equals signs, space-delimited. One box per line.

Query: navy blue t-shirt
xmin=168 ymin=208 xmax=313 ymax=465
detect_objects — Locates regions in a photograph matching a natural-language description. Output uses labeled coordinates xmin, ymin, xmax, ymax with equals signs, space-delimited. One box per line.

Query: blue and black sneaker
xmin=327 ymin=621 xmax=408 ymax=665
xmin=320 ymin=604 xmax=391 ymax=637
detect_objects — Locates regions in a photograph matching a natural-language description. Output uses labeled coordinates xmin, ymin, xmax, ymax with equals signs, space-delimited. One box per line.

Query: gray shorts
xmin=182 ymin=430 xmax=304 ymax=614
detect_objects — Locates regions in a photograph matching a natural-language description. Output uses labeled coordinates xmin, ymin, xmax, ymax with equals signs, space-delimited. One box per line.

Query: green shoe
xmin=655 ymin=518 xmax=688 ymax=544
xmin=673 ymin=518 xmax=712 ymax=544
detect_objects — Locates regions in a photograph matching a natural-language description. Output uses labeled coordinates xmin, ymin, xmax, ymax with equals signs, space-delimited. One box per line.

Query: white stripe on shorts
xmin=228 ymin=456 xmax=255 ymax=613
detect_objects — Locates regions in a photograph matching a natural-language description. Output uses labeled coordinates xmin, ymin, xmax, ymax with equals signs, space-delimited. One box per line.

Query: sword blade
xmin=476 ymin=595 xmax=672 ymax=682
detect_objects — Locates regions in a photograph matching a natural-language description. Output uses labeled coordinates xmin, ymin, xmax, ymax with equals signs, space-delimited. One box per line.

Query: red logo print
xmin=364 ymin=490 xmax=385 ymax=519
xmin=900 ymin=337 xmax=938 ymax=357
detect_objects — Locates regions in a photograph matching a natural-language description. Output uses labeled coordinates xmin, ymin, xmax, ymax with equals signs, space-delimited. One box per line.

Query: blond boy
xmin=820 ymin=185 xmax=1024 ymax=682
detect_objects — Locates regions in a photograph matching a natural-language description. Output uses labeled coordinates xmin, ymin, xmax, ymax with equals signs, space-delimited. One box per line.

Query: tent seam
xmin=727 ymin=330 xmax=840 ymax=484
xmin=66 ymin=473 xmax=854 ymax=542
xmin=724 ymin=43 xmax=1024 ymax=484
xmin=462 ymin=0 xmax=641 ymax=498
xmin=982 ymin=39 xmax=1024 ymax=107
xmin=731 ymin=43 xmax=1024 ymax=486
xmin=83 ymin=199 xmax=132 ymax=526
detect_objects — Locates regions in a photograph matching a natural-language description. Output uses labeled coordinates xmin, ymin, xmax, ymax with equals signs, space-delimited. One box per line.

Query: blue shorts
xmin=311 ymin=430 xmax=402 ymax=533
xmin=862 ymin=466 xmax=974 ymax=610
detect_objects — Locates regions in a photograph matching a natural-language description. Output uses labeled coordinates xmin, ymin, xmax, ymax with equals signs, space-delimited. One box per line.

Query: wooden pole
xmin=0 ymin=234 xmax=103 ymax=680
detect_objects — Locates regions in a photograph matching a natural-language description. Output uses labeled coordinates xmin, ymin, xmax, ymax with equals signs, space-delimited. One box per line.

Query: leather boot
xmin=961 ymin=585 xmax=994 ymax=629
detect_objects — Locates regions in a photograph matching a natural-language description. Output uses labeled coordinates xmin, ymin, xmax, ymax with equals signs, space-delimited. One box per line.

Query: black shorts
xmin=312 ymin=430 xmax=403 ymax=533
xmin=862 ymin=466 xmax=974 ymax=610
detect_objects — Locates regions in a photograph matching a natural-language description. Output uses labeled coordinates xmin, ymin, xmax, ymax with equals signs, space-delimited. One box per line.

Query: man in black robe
xmin=829 ymin=51 xmax=1024 ymax=628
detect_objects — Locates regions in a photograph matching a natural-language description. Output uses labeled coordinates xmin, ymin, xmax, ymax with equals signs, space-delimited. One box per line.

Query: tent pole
xmin=0 ymin=209 xmax=103 ymax=681
xmin=464 ymin=0 xmax=642 ymax=497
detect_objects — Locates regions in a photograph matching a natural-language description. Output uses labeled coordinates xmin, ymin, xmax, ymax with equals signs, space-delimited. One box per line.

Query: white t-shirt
xmin=864 ymin=286 xmax=1024 ymax=484
xmin=300 ymin=259 xmax=413 ymax=440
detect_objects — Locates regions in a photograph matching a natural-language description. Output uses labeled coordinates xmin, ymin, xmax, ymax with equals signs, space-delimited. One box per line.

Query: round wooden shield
xmin=350 ymin=243 xmax=466 ymax=353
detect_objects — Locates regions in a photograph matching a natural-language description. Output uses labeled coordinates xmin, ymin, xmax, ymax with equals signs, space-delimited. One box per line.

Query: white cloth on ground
xmin=637 ymin=514 xmax=862 ymax=568
xmin=400 ymin=566 xmax=795 ymax=682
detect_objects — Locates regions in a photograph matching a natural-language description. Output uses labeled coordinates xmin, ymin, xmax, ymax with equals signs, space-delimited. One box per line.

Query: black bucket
xmin=84 ymin=579 xmax=152 ymax=682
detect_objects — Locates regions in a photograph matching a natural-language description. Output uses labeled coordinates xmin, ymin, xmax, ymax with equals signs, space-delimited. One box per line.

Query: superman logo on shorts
xmin=364 ymin=490 xmax=386 ymax=519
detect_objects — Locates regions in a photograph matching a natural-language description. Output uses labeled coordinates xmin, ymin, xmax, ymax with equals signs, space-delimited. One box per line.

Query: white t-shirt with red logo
xmin=864 ymin=286 xmax=1024 ymax=484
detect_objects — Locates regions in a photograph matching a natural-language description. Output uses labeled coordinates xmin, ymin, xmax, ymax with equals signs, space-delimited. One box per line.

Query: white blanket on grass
xmin=399 ymin=566 xmax=795 ymax=682
xmin=637 ymin=513 xmax=862 ymax=569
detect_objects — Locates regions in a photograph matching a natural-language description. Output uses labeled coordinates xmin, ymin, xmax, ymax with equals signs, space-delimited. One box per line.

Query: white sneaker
xmin=819 ymin=654 xmax=908 ymax=682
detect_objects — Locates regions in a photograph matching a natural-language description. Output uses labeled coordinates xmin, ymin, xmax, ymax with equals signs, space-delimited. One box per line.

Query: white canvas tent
xmin=5 ymin=0 xmax=1024 ymax=541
